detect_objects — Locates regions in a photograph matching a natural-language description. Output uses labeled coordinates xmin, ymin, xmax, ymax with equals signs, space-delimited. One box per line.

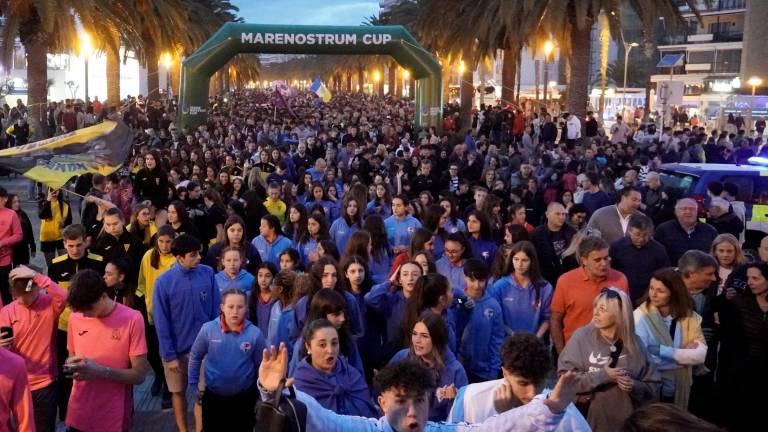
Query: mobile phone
xmin=0 ymin=326 xmax=12 ymax=339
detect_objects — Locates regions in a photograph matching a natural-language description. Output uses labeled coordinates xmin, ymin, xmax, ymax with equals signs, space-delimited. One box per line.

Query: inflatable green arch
xmin=178 ymin=23 xmax=443 ymax=131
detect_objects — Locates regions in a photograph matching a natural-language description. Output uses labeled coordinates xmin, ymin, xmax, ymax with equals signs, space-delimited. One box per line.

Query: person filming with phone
xmin=0 ymin=264 xmax=68 ymax=432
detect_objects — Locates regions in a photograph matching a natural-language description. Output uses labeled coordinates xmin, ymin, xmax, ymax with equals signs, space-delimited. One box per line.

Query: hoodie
xmin=451 ymin=294 xmax=504 ymax=381
xmin=153 ymin=263 xmax=221 ymax=361
xmin=557 ymin=324 xmax=660 ymax=432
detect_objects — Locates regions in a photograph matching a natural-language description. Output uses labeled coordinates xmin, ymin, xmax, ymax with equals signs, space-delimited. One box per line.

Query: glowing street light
xmin=162 ymin=52 xmax=173 ymax=98
xmin=458 ymin=60 xmax=466 ymax=75
xmin=373 ymin=70 xmax=381 ymax=82
xmin=79 ymin=32 xmax=93 ymax=102
xmin=622 ymin=41 xmax=639 ymax=107
xmin=543 ymin=40 xmax=554 ymax=57
xmin=748 ymin=76 xmax=763 ymax=128
xmin=543 ymin=41 xmax=554 ymax=104
xmin=402 ymin=69 xmax=409 ymax=79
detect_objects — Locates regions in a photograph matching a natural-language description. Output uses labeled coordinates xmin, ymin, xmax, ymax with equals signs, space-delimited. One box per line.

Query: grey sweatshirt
xmin=558 ymin=323 xmax=660 ymax=432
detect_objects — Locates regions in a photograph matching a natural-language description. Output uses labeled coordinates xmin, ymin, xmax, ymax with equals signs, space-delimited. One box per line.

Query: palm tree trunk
xmin=388 ymin=60 xmax=397 ymax=96
xmin=107 ymin=46 xmax=121 ymax=108
xmin=598 ymin=13 xmax=610 ymax=120
xmin=408 ymin=77 xmax=415 ymax=100
xmin=567 ymin=17 xmax=594 ymax=118
xmin=442 ymin=63 xmax=451 ymax=103
xmin=145 ymin=41 xmax=160 ymax=100
xmin=170 ymin=61 xmax=180 ymax=98
xmin=395 ymin=67 xmax=402 ymax=97
xmin=24 ymin=36 xmax=48 ymax=140
xmin=502 ymin=47 xmax=517 ymax=105
xmin=346 ymin=72 xmax=353 ymax=92
xmin=357 ymin=66 xmax=365 ymax=93
xmin=459 ymin=54 xmax=474 ymax=132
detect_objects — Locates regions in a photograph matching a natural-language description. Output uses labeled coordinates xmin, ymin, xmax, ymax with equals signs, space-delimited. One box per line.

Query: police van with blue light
xmin=658 ymin=156 xmax=768 ymax=250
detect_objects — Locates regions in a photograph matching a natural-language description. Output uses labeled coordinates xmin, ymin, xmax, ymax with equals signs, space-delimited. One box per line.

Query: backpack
xmin=255 ymin=379 xmax=308 ymax=432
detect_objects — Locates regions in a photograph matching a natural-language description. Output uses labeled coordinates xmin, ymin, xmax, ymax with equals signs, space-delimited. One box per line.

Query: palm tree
xmin=0 ymin=0 xmax=129 ymax=138
xmin=531 ymin=1 xmax=700 ymax=118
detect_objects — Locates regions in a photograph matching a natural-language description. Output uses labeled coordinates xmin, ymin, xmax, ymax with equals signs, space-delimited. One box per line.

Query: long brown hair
xmin=343 ymin=230 xmax=371 ymax=262
xmin=642 ymin=267 xmax=694 ymax=319
xmin=150 ymin=225 xmax=176 ymax=269
xmin=408 ymin=311 xmax=449 ymax=372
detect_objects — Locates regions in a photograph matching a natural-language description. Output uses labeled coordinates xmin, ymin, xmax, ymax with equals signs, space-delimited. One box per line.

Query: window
xmin=659 ymin=170 xmax=699 ymax=196
xmin=721 ymin=176 xmax=754 ymax=202
xmin=688 ymin=51 xmax=715 ymax=63
xmin=713 ymin=49 xmax=741 ymax=73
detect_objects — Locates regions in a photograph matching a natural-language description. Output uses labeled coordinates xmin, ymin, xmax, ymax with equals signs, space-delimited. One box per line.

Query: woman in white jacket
xmin=634 ymin=267 xmax=707 ymax=410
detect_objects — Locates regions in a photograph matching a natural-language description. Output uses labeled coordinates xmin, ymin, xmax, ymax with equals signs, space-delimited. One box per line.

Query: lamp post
xmin=543 ymin=41 xmax=554 ymax=106
xmin=748 ymin=76 xmax=762 ymax=129
xmin=80 ymin=32 xmax=93 ymax=103
xmin=402 ymin=69 xmax=409 ymax=97
xmin=162 ymin=52 xmax=173 ymax=99
xmin=373 ymin=70 xmax=382 ymax=96
xmin=622 ymin=41 xmax=639 ymax=109
xmin=548 ymin=81 xmax=558 ymax=102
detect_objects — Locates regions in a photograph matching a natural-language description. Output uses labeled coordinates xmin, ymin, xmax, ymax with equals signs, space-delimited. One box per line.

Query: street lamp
xmin=162 ymin=52 xmax=173 ymax=99
xmin=543 ymin=41 xmax=554 ymax=105
xmin=622 ymin=41 xmax=639 ymax=108
xmin=747 ymin=76 xmax=762 ymax=129
xmin=79 ymin=32 xmax=93 ymax=103
xmin=548 ymin=80 xmax=558 ymax=101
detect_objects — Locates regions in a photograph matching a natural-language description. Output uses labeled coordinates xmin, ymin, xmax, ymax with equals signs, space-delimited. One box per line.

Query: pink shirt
xmin=0 ymin=274 xmax=67 ymax=390
xmin=0 ymin=208 xmax=22 ymax=267
xmin=0 ymin=349 xmax=35 ymax=432
xmin=66 ymin=303 xmax=147 ymax=432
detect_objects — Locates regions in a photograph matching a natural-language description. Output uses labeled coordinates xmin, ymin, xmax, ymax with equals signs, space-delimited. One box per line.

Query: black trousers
xmin=0 ymin=265 xmax=11 ymax=305
xmin=57 ymin=330 xmax=72 ymax=421
xmin=202 ymin=387 xmax=258 ymax=432
xmin=32 ymin=382 xmax=58 ymax=432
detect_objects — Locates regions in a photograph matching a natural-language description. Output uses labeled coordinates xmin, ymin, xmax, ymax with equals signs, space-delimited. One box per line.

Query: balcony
xmin=712 ymin=31 xmax=743 ymax=42
xmin=685 ymin=63 xmax=711 ymax=72
xmin=675 ymin=0 xmax=746 ymax=13
xmin=660 ymin=31 xmax=743 ymax=46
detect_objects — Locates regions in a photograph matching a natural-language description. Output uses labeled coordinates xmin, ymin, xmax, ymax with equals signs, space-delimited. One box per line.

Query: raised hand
xmin=258 ymin=343 xmax=289 ymax=392
xmin=544 ymin=371 xmax=578 ymax=414
xmin=9 ymin=265 xmax=37 ymax=281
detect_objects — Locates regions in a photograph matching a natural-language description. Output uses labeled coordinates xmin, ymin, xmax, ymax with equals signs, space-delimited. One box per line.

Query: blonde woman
xmin=558 ymin=287 xmax=659 ymax=431
xmin=710 ymin=233 xmax=745 ymax=295
xmin=634 ymin=268 xmax=706 ymax=410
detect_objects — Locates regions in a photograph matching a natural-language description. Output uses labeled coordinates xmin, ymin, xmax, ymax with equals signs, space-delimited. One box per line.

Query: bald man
xmin=531 ymin=203 xmax=577 ymax=285
xmin=654 ymin=198 xmax=718 ymax=264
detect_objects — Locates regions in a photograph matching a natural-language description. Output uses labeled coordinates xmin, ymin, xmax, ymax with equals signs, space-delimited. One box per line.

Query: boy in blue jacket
xmin=153 ymin=234 xmax=221 ymax=432
xmin=451 ymin=258 xmax=504 ymax=384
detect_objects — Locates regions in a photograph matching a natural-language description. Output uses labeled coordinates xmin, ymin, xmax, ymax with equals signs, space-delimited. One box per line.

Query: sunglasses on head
xmin=600 ymin=287 xmax=622 ymax=306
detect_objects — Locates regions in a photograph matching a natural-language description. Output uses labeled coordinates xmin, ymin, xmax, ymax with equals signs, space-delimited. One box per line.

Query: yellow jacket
xmin=40 ymin=200 xmax=69 ymax=242
xmin=137 ymin=249 xmax=175 ymax=324
xmin=264 ymin=198 xmax=287 ymax=224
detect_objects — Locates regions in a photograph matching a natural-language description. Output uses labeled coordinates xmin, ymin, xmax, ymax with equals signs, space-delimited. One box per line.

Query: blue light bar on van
xmin=747 ymin=156 xmax=768 ymax=166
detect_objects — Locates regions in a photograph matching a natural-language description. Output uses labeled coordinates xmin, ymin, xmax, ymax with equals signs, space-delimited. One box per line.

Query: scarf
xmin=293 ymin=356 xmax=377 ymax=418
xmin=638 ymin=302 xmax=704 ymax=409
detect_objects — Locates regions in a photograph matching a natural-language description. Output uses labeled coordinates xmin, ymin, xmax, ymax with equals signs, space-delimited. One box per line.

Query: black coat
xmin=530 ymin=223 xmax=576 ymax=285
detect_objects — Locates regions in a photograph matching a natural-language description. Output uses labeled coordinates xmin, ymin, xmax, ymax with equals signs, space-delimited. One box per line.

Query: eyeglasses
xmin=444 ymin=249 xmax=462 ymax=255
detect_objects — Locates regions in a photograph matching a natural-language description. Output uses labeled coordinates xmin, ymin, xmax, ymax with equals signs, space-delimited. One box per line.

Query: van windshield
xmin=659 ymin=169 xmax=699 ymax=197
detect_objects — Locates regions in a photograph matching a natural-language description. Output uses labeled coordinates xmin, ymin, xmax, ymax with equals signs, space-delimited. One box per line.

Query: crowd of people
xmin=0 ymin=87 xmax=766 ymax=432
